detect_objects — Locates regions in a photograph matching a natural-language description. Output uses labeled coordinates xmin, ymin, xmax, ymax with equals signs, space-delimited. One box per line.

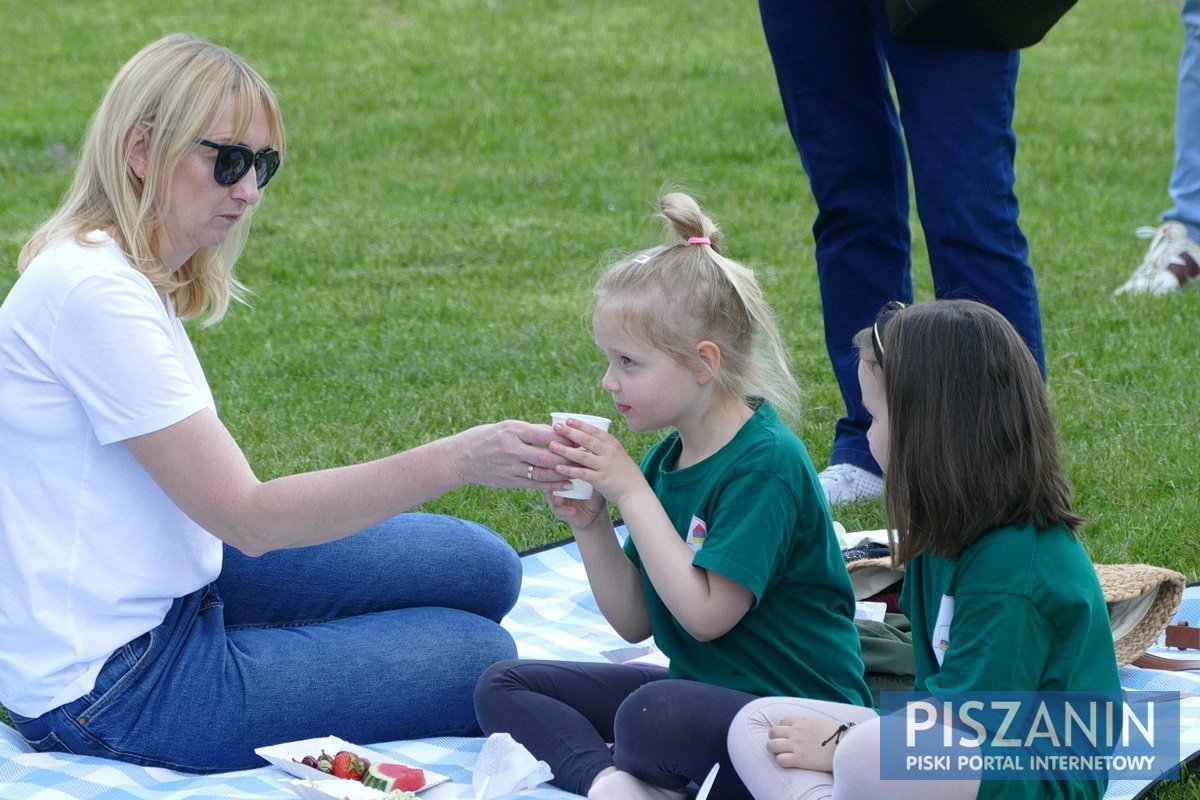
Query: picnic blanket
xmin=0 ymin=538 xmax=1197 ymax=800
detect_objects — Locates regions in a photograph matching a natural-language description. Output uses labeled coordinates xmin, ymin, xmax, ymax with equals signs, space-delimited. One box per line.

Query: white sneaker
xmin=819 ymin=463 xmax=883 ymax=506
xmin=1113 ymin=221 xmax=1200 ymax=296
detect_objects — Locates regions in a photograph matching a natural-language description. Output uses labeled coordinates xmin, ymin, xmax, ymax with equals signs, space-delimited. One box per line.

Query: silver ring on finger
xmin=527 ymin=464 xmax=535 ymax=481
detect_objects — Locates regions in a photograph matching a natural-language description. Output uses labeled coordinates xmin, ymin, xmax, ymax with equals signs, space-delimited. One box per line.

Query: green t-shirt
xmin=623 ymin=401 xmax=872 ymax=707
xmin=901 ymin=522 xmax=1120 ymax=800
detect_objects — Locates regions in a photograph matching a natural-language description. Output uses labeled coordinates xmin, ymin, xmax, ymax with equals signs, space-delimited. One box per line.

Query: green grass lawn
xmin=1 ymin=0 xmax=1197 ymax=795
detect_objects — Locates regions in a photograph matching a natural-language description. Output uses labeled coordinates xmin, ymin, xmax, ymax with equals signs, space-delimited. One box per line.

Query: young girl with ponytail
xmin=474 ymin=192 xmax=871 ymax=800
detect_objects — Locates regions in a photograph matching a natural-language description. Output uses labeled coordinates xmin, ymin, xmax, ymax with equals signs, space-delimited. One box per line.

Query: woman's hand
xmin=445 ymin=420 xmax=573 ymax=490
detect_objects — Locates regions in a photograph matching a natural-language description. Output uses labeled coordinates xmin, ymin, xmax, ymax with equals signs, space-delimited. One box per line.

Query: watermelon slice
xmin=361 ymin=762 xmax=426 ymax=793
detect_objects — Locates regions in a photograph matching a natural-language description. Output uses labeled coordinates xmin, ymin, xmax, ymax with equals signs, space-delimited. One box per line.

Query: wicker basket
xmin=1095 ymin=563 xmax=1186 ymax=667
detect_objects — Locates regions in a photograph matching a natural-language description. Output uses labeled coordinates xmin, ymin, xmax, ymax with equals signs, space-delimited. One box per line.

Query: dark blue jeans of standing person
xmin=474 ymin=659 xmax=758 ymax=799
xmin=10 ymin=513 xmax=522 ymax=773
xmin=758 ymin=0 xmax=1046 ymax=476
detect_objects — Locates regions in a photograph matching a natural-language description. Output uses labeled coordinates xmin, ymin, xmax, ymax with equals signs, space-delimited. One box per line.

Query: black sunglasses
xmin=197 ymin=139 xmax=280 ymax=188
xmin=871 ymin=300 xmax=908 ymax=368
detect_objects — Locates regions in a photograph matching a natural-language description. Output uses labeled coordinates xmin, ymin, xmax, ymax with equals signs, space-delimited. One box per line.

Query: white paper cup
xmin=550 ymin=412 xmax=612 ymax=499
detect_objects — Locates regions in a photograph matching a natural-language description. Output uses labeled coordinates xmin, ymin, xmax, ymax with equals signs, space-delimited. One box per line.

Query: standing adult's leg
xmin=1167 ymin=0 xmax=1200 ymax=239
xmin=758 ymin=0 xmax=913 ymax=476
xmin=881 ymin=4 xmax=1045 ymax=374
xmin=474 ymin=659 xmax=670 ymax=797
xmin=1114 ymin=0 xmax=1200 ymax=295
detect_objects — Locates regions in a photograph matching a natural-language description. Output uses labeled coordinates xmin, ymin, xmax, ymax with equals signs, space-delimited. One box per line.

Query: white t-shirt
xmin=0 ymin=232 xmax=222 ymax=718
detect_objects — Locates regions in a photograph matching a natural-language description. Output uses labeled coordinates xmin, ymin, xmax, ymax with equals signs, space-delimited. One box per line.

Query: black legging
xmin=473 ymin=659 xmax=758 ymax=798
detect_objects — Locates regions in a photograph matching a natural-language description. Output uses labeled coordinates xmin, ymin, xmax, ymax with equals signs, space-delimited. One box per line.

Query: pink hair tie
xmin=687 ymin=236 xmax=711 ymax=245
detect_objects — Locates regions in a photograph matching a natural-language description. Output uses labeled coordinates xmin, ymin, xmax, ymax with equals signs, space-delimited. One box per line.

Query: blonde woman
xmin=0 ymin=34 xmax=569 ymax=772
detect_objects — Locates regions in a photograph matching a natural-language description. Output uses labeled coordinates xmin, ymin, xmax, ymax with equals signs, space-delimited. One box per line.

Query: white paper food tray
xmin=255 ymin=735 xmax=448 ymax=796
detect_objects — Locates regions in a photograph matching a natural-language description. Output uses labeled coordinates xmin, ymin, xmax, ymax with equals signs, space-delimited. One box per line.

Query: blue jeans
xmin=758 ymin=0 xmax=1045 ymax=475
xmin=1167 ymin=0 xmax=1200 ymax=239
xmin=11 ymin=513 xmax=522 ymax=773
xmin=474 ymin=659 xmax=757 ymax=799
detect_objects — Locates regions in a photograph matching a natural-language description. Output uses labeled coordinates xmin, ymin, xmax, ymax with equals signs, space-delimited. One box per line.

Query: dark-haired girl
xmin=728 ymin=300 xmax=1120 ymax=800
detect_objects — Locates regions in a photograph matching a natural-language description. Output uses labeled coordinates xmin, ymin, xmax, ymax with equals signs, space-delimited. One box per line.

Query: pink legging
xmin=727 ymin=697 xmax=980 ymax=800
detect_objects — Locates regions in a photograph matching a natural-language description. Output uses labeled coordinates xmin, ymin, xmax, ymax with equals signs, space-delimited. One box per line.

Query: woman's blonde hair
xmin=17 ymin=33 xmax=285 ymax=324
xmin=594 ymin=192 xmax=800 ymax=420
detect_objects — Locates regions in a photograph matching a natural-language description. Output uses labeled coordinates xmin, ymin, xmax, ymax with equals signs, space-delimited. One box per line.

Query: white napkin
xmin=470 ymin=733 xmax=553 ymax=800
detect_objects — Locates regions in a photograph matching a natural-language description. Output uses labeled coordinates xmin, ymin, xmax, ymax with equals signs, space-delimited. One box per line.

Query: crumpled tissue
xmin=470 ymin=733 xmax=554 ymax=799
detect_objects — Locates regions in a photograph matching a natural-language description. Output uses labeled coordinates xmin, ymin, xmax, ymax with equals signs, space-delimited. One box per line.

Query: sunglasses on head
xmin=197 ymin=139 xmax=280 ymax=188
xmin=871 ymin=300 xmax=908 ymax=368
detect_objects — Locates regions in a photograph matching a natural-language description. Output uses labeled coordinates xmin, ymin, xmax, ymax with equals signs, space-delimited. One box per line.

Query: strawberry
xmin=330 ymin=749 xmax=369 ymax=781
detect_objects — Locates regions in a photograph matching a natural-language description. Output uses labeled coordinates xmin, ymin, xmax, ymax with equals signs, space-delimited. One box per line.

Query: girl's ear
xmin=694 ymin=340 xmax=721 ymax=385
xmin=125 ymin=123 xmax=150 ymax=180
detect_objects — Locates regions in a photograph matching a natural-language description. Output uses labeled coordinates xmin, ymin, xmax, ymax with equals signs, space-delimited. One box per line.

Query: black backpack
xmin=884 ymin=0 xmax=1078 ymax=50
